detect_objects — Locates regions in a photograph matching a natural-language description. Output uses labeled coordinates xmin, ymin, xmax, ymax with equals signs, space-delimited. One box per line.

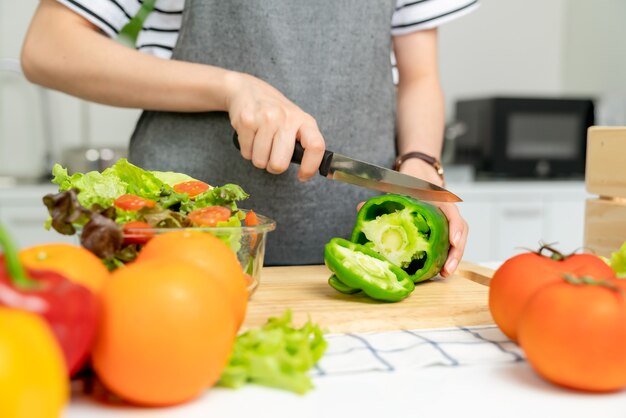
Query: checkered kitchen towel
xmin=313 ymin=326 xmax=524 ymax=377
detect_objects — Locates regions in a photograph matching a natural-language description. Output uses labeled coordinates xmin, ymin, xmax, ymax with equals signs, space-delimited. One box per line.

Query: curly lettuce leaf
xmin=51 ymin=164 xmax=127 ymax=210
xmin=103 ymin=158 xmax=163 ymax=200
xmin=608 ymin=241 xmax=626 ymax=278
xmin=183 ymin=184 xmax=249 ymax=213
xmin=151 ymin=170 xmax=196 ymax=187
xmin=219 ymin=310 xmax=327 ymax=395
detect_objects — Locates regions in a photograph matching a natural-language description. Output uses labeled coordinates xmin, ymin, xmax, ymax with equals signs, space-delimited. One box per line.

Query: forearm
xmin=21 ymin=0 xmax=235 ymax=112
xmin=396 ymin=75 xmax=445 ymax=158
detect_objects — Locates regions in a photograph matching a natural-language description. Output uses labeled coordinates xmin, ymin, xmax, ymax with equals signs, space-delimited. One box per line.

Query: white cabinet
xmin=0 ymin=185 xmax=75 ymax=248
xmin=450 ymin=181 xmax=588 ymax=263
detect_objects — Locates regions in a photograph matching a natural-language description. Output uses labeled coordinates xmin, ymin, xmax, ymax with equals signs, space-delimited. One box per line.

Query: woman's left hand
xmin=398 ymin=159 xmax=468 ymax=278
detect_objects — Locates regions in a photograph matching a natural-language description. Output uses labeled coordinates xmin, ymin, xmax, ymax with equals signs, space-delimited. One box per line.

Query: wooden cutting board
xmin=242 ymin=261 xmax=495 ymax=333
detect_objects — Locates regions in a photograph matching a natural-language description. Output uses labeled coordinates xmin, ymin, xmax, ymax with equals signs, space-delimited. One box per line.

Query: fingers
xmin=250 ymin=123 xmax=275 ymax=170
xmin=234 ymin=108 xmax=256 ymax=160
xmin=267 ymin=125 xmax=298 ymax=174
xmin=437 ymin=203 xmax=469 ymax=278
xmin=297 ymin=121 xmax=325 ymax=181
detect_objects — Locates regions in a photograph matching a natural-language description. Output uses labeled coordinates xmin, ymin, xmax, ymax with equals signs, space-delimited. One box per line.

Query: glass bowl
xmin=123 ymin=211 xmax=276 ymax=296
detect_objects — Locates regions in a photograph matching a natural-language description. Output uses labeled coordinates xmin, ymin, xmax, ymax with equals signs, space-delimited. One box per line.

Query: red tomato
xmin=114 ymin=194 xmax=156 ymax=211
xmin=489 ymin=248 xmax=615 ymax=341
xmin=173 ymin=181 xmax=210 ymax=197
xmin=518 ymin=277 xmax=626 ymax=392
xmin=188 ymin=206 xmax=232 ymax=227
xmin=123 ymin=221 xmax=155 ymax=245
xmin=244 ymin=210 xmax=259 ymax=248
xmin=244 ymin=210 xmax=258 ymax=226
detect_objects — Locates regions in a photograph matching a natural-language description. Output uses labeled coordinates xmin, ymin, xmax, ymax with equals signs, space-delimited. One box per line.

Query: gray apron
xmin=129 ymin=0 xmax=397 ymax=265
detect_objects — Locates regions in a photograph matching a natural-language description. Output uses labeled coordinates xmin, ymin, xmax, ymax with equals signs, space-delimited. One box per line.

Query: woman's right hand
xmin=226 ymin=73 xmax=326 ymax=181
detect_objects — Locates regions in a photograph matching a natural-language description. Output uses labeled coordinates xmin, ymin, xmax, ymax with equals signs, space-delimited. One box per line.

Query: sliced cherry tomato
xmin=173 ymin=181 xmax=210 ymax=198
xmin=244 ymin=210 xmax=258 ymax=226
xmin=244 ymin=210 xmax=259 ymax=249
xmin=188 ymin=206 xmax=232 ymax=227
xmin=122 ymin=221 xmax=155 ymax=245
xmin=114 ymin=194 xmax=156 ymax=211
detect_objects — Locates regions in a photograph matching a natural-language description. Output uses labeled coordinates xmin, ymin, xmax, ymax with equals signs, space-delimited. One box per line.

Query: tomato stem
xmin=0 ymin=225 xmax=39 ymax=289
xmin=562 ymin=273 xmax=624 ymax=295
xmin=536 ymin=242 xmax=567 ymax=261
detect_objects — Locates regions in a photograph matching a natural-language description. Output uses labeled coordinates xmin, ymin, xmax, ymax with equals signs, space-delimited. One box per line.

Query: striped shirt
xmin=58 ymin=0 xmax=479 ymax=59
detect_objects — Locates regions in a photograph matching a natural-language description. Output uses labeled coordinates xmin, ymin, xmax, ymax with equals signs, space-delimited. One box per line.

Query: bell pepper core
xmin=351 ymin=194 xmax=450 ymax=283
xmin=0 ymin=224 xmax=100 ymax=376
xmin=324 ymin=238 xmax=414 ymax=302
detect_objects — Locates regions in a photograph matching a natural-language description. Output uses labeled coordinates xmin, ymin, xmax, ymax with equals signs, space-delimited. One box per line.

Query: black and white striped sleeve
xmin=135 ymin=0 xmax=183 ymax=58
xmin=392 ymin=0 xmax=479 ymax=36
xmin=56 ymin=0 xmax=183 ymax=59
xmin=56 ymin=0 xmax=140 ymax=37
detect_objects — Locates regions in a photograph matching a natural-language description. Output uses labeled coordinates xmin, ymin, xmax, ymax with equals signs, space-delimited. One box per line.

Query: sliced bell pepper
xmin=0 ymin=225 xmax=99 ymax=376
xmin=328 ymin=274 xmax=361 ymax=295
xmin=351 ymin=194 xmax=449 ymax=283
xmin=324 ymin=238 xmax=414 ymax=302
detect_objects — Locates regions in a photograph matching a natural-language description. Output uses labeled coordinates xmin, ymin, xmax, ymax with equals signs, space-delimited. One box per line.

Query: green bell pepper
xmin=328 ymin=274 xmax=361 ymax=295
xmin=351 ymin=194 xmax=449 ymax=283
xmin=324 ymin=238 xmax=414 ymax=302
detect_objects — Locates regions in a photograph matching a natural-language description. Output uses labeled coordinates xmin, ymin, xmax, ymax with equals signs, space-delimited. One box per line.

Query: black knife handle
xmin=232 ymin=131 xmax=334 ymax=177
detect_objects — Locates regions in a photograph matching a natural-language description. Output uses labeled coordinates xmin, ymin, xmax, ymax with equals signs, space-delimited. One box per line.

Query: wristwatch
xmin=394 ymin=151 xmax=445 ymax=183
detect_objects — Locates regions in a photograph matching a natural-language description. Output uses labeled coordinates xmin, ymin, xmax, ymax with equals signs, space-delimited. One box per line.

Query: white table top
xmin=64 ymin=324 xmax=626 ymax=418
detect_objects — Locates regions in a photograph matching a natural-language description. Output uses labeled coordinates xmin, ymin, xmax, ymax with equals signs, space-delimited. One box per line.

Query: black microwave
xmin=451 ymin=97 xmax=595 ymax=178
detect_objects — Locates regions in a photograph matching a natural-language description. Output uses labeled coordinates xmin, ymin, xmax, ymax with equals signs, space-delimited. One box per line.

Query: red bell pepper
xmin=0 ymin=225 xmax=99 ymax=376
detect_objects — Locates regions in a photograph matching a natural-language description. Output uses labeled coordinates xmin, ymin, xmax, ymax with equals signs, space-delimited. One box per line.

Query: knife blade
xmin=232 ymin=133 xmax=462 ymax=202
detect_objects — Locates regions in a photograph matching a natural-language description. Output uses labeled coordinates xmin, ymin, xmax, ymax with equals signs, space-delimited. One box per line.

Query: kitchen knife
xmin=232 ymin=133 xmax=462 ymax=203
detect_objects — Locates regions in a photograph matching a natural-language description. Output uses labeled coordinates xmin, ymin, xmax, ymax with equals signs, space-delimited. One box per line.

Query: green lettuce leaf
xmin=211 ymin=214 xmax=244 ymax=253
xmin=607 ymin=241 xmax=626 ymax=278
xmin=219 ymin=310 xmax=327 ymax=395
xmin=183 ymin=184 xmax=249 ymax=213
xmin=51 ymin=164 xmax=127 ymax=209
xmin=151 ymin=170 xmax=196 ymax=187
xmin=103 ymin=158 xmax=163 ymax=200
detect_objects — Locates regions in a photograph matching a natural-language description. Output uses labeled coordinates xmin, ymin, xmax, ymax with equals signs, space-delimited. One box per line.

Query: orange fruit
xmin=19 ymin=243 xmax=110 ymax=292
xmin=92 ymin=259 xmax=236 ymax=406
xmin=136 ymin=230 xmax=248 ymax=328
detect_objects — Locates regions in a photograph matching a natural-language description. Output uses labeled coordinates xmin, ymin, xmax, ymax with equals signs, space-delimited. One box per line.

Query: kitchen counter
xmin=63 ymin=264 xmax=626 ymax=418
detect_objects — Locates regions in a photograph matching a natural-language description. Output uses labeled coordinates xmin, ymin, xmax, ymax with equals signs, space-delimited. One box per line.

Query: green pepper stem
xmin=0 ymin=224 xmax=38 ymax=289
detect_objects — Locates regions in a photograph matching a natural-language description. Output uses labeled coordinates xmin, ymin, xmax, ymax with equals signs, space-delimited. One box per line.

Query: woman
xmin=21 ymin=0 xmax=475 ymax=273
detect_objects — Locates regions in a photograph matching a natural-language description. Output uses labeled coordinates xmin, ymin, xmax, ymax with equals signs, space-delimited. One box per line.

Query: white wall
xmin=438 ymin=0 xmax=568 ymax=120
xmin=0 ymin=0 xmax=140 ymax=179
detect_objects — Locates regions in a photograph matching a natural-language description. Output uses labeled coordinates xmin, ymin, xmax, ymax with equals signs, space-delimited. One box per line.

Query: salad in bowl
xmin=43 ymin=158 xmax=275 ymax=292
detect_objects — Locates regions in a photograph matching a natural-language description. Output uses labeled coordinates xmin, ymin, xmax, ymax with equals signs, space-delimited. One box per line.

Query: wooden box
xmin=584 ymin=198 xmax=626 ymax=258
xmin=586 ymin=126 xmax=626 ymax=199
xmin=584 ymin=126 xmax=626 ymax=257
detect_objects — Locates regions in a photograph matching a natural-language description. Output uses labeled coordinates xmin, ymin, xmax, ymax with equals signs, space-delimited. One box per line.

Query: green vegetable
xmin=45 ymin=160 xmax=253 ymax=269
xmin=51 ymin=164 xmax=126 ymax=210
xmin=351 ymin=194 xmax=449 ymax=283
xmin=151 ymin=170 xmax=196 ymax=187
xmin=607 ymin=241 xmax=626 ymax=278
xmin=183 ymin=184 xmax=250 ymax=213
xmin=219 ymin=310 xmax=327 ymax=395
xmin=324 ymin=237 xmax=414 ymax=302
xmin=103 ymin=158 xmax=164 ymax=200
xmin=328 ymin=275 xmax=360 ymax=295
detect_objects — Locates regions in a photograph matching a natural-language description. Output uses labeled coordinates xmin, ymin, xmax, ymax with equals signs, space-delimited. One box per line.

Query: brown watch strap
xmin=394 ymin=151 xmax=445 ymax=181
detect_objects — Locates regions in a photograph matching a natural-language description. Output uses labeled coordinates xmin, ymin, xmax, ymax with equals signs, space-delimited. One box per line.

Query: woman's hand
xmin=227 ymin=73 xmax=326 ymax=181
xmin=399 ymin=159 xmax=468 ymax=278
